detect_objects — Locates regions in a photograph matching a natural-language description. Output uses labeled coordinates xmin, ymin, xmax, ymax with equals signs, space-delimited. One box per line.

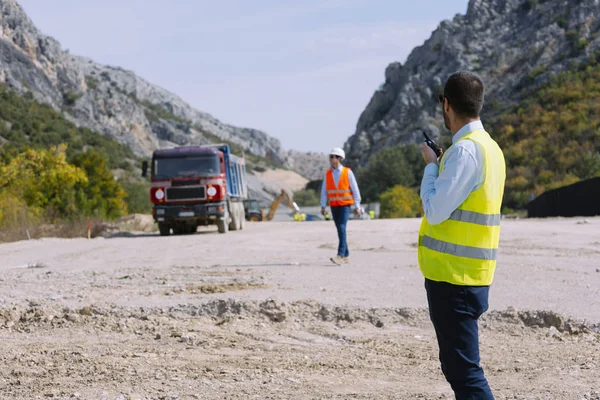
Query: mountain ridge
xmin=0 ymin=0 xmax=289 ymax=165
xmin=345 ymin=0 xmax=600 ymax=167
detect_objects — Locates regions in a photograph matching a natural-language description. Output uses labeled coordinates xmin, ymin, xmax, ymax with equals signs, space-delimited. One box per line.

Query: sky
xmin=18 ymin=0 xmax=469 ymax=152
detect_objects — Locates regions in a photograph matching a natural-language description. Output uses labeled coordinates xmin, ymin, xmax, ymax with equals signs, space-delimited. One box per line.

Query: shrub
xmin=63 ymin=91 xmax=81 ymax=106
xmin=121 ymin=179 xmax=152 ymax=214
xmin=293 ymin=189 xmax=320 ymax=207
xmin=490 ymin=59 xmax=600 ymax=209
xmin=86 ymin=76 xmax=98 ymax=90
xmin=566 ymin=30 xmax=579 ymax=42
xmin=0 ymin=145 xmax=88 ymax=218
xmin=70 ymin=150 xmax=128 ymax=219
xmin=379 ymin=185 xmax=422 ymax=219
xmin=0 ymin=192 xmax=32 ymax=228
xmin=356 ymin=144 xmax=423 ymax=202
xmin=141 ymin=100 xmax=188 ymax=124
xmin=529 ymin=66 xmax=546 ymax=80
xmin=523 ymin=0 xmax=538 ymax=11
xmin=0 ymin=146 xmax=129 ymax=225
xmin=305 ymin=179 xmax=323 ymax=192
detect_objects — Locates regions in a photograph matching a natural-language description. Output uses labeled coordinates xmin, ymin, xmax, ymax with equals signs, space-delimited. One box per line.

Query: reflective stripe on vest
xmin=420 ymin=236 xmax=498 ymax=261
xmin=418 ymin=129 xmax=506 ymax=286
xmin=448 ymin=209 xmax=501 ymax=226
xmin=326 ymin=167 xmax=355 ymax=207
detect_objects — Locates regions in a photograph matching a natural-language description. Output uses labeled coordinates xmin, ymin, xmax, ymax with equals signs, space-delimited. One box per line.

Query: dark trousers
xmin=425 ymin=279 xmax=494 ymax=400
xmin=330 ymin=205 xmax=350 ymax=257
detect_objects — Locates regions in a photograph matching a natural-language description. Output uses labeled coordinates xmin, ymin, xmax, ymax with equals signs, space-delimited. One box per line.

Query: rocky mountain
xmin=345 ymin=0 xmax=600 ymax=166
xmin=0 ymin=0 xmax=287 ymax=164
xmin=286 ymin=151 xmax=329 ymax=181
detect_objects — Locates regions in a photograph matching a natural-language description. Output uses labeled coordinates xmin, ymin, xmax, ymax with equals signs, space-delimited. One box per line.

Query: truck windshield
xmin=153 ymin=156 xmax=221 ymax=178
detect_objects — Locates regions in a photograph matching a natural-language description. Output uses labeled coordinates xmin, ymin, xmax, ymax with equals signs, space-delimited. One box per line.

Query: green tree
xmin=379 ymin=185 xmax=422 ymax=219
xmin=356 ymin=145 xmax=422 ymax=202
xmin=70 ymin=151 xmax=128 ymax=219
xmin=0 ymin=145 xmax=88 ymax=218
xmin=293 ymin=189 xmax=320 ymax=207
xmin=121 ymin=179 xmax=152 ymax=214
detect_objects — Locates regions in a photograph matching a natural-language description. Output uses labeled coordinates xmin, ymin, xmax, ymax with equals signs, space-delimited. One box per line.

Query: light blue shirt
xmin=420 ymin=121 xmax=486 ymax=225
xmin=320 ymin=165 xmax=362 ymax=208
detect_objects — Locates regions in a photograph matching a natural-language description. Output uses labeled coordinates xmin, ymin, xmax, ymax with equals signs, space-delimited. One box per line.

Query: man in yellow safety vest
xmin=419 ymin=71 xmax=506 ymax=399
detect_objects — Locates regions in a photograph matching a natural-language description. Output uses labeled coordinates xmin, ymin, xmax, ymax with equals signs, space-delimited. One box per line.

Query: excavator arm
xmin=266 ymin=189 xmax=300 ymax=221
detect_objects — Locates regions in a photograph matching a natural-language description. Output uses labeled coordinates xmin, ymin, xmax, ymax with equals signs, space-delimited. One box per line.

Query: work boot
xmin=342 ymin=257 xmax=349 ymax=264
xmin=330 ymin=256 xmax=344 ymax=265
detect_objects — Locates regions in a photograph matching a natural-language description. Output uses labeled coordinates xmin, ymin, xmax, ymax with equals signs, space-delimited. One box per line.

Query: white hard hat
xmin=329 ymin=147 xmax=345 ymax=160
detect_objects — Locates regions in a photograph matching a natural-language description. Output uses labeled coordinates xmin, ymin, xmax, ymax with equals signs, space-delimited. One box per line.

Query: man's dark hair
xmin=444 ymin=71 xmax=485 ymax=118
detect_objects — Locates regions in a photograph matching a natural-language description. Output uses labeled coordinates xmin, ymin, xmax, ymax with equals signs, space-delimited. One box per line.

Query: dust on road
xmin=0 ymin=218 xmax=599 ymax=399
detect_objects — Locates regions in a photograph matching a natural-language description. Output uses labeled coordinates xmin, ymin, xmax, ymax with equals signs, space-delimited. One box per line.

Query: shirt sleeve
xmin=348 ymin=170 xmax=361 ymax=208
xmin=420 ymin=143 xmax=480 ymax=225
xmin=320 ymin=178 xmax=327 ymax=208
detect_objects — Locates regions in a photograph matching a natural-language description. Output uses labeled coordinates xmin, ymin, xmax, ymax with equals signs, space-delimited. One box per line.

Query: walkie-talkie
xmin=422 ymin=131 xmax=443 ymax=158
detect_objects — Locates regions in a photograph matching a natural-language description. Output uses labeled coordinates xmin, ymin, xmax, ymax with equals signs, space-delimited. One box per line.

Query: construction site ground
xmin=0 ymin=218 xmax=599 ymax=400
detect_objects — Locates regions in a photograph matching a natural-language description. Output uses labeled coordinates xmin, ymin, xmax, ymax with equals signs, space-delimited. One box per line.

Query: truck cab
xmin=146 ymin=145 xmax=247 ymax=236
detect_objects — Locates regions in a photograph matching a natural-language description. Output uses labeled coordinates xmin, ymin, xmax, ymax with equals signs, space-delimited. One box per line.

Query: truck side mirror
xmin=141 ymin=160 xmax=148 ymax=178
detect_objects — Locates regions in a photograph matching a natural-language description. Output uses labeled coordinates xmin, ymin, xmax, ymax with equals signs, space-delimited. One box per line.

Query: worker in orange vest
xmin=321 ymin=148 xmax=362 ymax=265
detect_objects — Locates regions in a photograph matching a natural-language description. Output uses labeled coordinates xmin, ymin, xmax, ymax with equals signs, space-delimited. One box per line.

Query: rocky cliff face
xmin=345 ymin=0 xmax=600 ymax=166
xmin=0 ymin=0 xmax=287 ymax=164
xmin=285 ymin=151 xmax=328 ymax=181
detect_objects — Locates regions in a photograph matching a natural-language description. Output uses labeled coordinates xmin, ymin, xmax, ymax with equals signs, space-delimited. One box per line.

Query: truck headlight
xmin=156 ymin=209 xmax=165 ymax=215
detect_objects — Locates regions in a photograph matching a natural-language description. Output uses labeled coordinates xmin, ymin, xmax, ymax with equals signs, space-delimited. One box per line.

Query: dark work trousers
xmin=330 ymin=205 xmax=351 ymax=257
xmin=425 ymin=279 xmax=494 ymax=400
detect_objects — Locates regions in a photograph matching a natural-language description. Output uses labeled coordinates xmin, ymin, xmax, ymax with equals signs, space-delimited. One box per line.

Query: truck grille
xmin=166 ymin=187 xmax=205 ymax=201
xmin=171 ymin=179 xmax=201 ymax=187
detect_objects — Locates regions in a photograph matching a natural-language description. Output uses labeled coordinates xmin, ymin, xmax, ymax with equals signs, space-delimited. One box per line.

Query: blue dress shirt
xmin=420 ymin=121 xmax=486 ymax=225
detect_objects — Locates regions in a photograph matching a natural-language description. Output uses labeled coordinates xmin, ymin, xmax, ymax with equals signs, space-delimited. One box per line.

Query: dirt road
xmin=0 ymin=218 xmax=599 ymax=399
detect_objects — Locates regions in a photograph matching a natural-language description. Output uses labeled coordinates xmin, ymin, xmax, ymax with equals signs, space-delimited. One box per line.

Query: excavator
xmin=244 ymin=189 xmax=304 ymax=222
xmin=266 ymin=189 xmax=303 ymax=221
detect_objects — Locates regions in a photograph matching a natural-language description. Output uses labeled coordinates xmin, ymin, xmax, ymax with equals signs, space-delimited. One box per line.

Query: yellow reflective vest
xmin=418 ymin=130 xmax=506 ymax=286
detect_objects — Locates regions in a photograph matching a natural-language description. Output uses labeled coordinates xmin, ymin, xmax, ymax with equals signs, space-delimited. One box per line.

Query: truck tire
xmin=239 ymin=206 xmax=245 ymax=230
xmin=217 ymin=213 xmax=229 ymax=234
xmin=229 ymin=201 xmax=240 ymax=231
xmin=158 ymin=223 xmax=170 ymax=237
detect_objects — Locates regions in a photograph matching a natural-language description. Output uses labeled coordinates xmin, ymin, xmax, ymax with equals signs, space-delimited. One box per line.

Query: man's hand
xmin=420 ymin=143 xmax=443 ymax=165
xmin=355 ymin=207 xmax=362 ymax=217
xmin=321 ymin=207 xmax=327 ymax=216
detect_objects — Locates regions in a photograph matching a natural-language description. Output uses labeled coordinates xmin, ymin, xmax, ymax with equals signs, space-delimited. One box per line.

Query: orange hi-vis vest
xmin=326 ymin=167 xmax=355 ymax=207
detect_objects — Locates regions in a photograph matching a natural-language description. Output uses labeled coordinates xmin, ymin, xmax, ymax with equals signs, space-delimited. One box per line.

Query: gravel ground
xmin=0 ymin=218 xmax=599 ymax=399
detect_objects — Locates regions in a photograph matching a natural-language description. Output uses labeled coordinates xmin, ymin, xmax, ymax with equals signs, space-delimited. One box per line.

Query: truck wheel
xmin=239 ymin=207 xmax=245 ymax=230
xmin=229 ymin=204 xmax=239 ymax=231
xmin=217 ymin=213 xmax=229 ymax=234
xmin=186 ymin=225 xmax=197 ymax=235
xmin=158 ymin=223 xmax=170 ymax=237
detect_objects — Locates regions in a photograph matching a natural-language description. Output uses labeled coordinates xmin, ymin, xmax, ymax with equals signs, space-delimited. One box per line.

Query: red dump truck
xmin=142 ymin=144 xmax=247 ymax=236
